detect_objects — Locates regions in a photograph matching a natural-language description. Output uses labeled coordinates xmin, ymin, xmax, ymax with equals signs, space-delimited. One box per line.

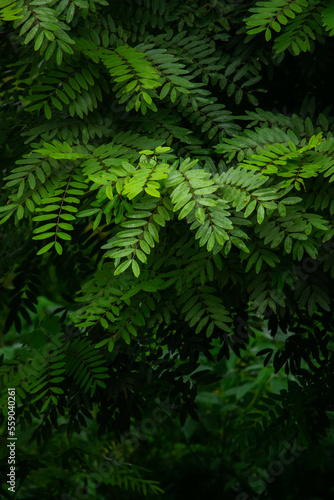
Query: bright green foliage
xmin=322 ymin=0 xmax=334 ymax=35
xmin=0 ymin=0 xmax=23 ymax=21
xmin=100 ymin=45 xmax=162 ymax=114
xmin=245 ymin=0 xmax=334 ymax=55
xmin=1 ymin=0 xmax=334 ymax=498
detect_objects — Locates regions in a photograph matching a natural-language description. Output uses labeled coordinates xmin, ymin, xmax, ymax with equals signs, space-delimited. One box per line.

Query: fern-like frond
xmin=99 ymin=45 xmax=162 ymax=114
xmin=321 ymin=0 xmax=334 ymax=35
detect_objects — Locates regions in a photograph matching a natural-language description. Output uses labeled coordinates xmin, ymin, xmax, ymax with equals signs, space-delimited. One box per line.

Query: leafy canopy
xmin=1 ymin=0 xmax=334 ymax=498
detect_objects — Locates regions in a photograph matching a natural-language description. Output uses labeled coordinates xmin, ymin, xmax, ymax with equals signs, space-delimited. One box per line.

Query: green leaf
xmin=114 ymin=260 xmax=132 ymax=275
xmin=207 ymin=233 xmax=215 ymax=252
xmin=95 ymin=338 xmax=110 ymax=349
xmin=206 ymin=322 xmax=214 ymax=337
xmin=33 ymin=223 xmax=56 ymax=234
xmin=122 ymin=330 xmax=131 ymax=345
xmin=56 ymin=46 xmax=63 ymax=65
xmin=132 ymin=259 xmax=140 ymax=277
xmin=34 ymin=30 xmax=44 ymax=51
xmin=257 ymin=204 xmax=265 ymax=224
xmin=26 ymin=199 xmax=35 ymax=212
xmin=44 ymin=103 xmax=52 ymax=119
xmin=37 ymin=241 xmax=55 ymax=255
xmin=24 ymin=25 xmax=39 ymax=44
xmin=51 ymin=96 xmax=63 ymax=111
xmin=145 ymin=185 xmax=160 ymax=197
xmin=265 ymin=28 xmax=272 ymax=41
xmin=50 ymin=377 xmax=65 ymax=383
xmin=17 ymin=205 xmax=24 ymax=220
xmin=195 ymin=207 xmax=205 ymax=224
xmin=244 ymin=199 xmax=257 ymax=218
xmin=271 ymin=21 xmax=281 ymax=33
xmin=282 ymin=197 xmax=302 ymax=205
xmin=100 ymin=317 xmax=108 ymax=328
xmin=178 ymin=200 xmax=195 ymax=220
xmin=283 ymin=236 xmax=292 ymax=254
xmin=142 ymin=92 xmax=152 ymax=104
xmin=57 ymin=232 xmax=72 ymax=240
xmin=55 ymin=241 xmax=63 ymax=255
xmin=28 ymin=173 xmax=36 ymax=189
xmin=50 ymin=387 xmax=64 ymax=394
xmin=160 ymin=82 xmax=171 ymax=99
xmin=278 ymin=202 xmax=286 ymax=217
xmin=78 ymin=208 xmax=101 ymax=217
xmin=30 ymin=381 xmax=48 ymax=394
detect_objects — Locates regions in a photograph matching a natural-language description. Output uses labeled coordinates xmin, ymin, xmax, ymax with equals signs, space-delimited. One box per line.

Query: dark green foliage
xmin=1 ymin=0 xmax=334 ymax=498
